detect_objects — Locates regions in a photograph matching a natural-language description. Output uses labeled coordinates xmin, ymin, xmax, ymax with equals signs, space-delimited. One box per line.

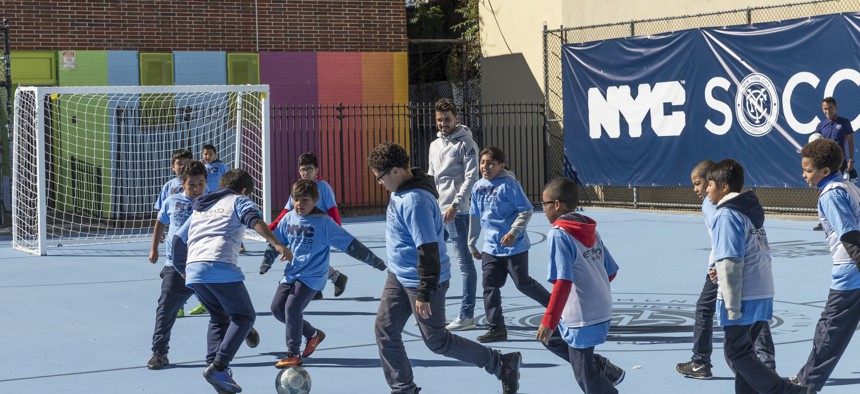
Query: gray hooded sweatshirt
xmin=427 ymin=124 xmax=481 ymax=214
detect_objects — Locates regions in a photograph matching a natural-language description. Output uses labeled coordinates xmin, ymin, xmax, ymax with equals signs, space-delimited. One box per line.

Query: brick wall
xmin=3 ymin=0 xmax=406 ymax=52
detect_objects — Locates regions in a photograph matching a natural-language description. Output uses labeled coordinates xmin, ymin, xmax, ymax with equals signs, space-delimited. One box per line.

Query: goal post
xmin=12 ymin=85 xmax=271 ymax=255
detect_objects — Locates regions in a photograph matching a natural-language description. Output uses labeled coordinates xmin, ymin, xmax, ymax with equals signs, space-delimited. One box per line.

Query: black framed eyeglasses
xmin=541 ymin=200 xmax=557 ymax=209
xmin=375 ymin=169 xmax=392 ymax=182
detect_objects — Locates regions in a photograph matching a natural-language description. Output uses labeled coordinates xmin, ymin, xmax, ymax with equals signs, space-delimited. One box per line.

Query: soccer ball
xmin=276 ymin=366 xmax=312 ymax=394
xmin=808 ymin=132 xmax=823 ymax=144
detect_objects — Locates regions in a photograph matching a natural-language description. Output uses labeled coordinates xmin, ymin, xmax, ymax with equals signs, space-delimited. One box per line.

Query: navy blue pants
xmin=796 ymin=287 xmax=860 ymax=391
xmin=190 ymin=281 xmax=256 ymax=366
xmin=375 ymin=273 xmax=503 ymax=394
xmin=151 ymin=265 xmax=195 ymax=354
xmin=270 ymin=281 xmax=319 ymax=355
xmin=482 ymin=251 xmax=550 ymax=328
xmin=543 ymin=329 xmax=617 ymax=394
xmin=723 ymin=322 xmax=793 ymax=394
xmin=692 ymin=274 xmax=776 ymax=369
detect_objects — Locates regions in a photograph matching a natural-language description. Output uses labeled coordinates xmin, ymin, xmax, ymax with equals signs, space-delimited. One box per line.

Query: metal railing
xmin=269 ymin=102 xmax=547 ymax=217
xmin=543 ymin=0 xmax=860 ymax=214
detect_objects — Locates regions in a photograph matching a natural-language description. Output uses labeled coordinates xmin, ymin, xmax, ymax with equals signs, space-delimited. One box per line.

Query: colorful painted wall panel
xmin=108 ymin=51 xmax=140 ymax=86
xmin=174 ymin=51 xmax=227 ymax=85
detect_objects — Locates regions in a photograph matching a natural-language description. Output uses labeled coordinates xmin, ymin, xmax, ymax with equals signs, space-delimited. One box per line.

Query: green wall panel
xmin=57 ymin=50 xmax=108 ymax=86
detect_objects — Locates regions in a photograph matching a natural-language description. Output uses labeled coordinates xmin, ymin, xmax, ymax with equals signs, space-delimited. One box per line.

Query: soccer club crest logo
xmin=735 ymin=73 xmax=780 ymax=137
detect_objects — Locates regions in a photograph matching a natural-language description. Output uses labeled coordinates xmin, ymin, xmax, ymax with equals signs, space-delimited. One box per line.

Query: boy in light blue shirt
xmin=201 ymin=144 xmax=229 ymax=195
xmin=793 ymin=138 xmax=860 ymax=392
xmin=145 ymin=160 xmax=207 ymax=370
xmin=172 ymin=169 xmax=291 ymax=394
xmin=536 ymin=177 xmax=625 ymax=393
xmin=368 ymin=142 xmax=521 ymax=394
xmin=154 ymin=149 xmax=193 ymax=211
xmin=469 ymin=147 xmax=550 ymax=343
xmin=706 ymin=159 xmax=809 ymax=393
xmin=268 ymin=179 xmax=386 ymax=369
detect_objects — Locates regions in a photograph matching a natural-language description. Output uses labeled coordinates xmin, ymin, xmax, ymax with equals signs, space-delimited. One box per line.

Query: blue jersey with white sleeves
xmin=470 ymin=170 xmax=533 ymax=256
xmin=154 ymin=178 xmax=183 ymax=211
xmin=157 ymin=192 xmax=194 ymax=267
xmin=817 ymin=174 xmax=860 ymax=290
xmin=274 ymin=209 xmax=354 ymax=291
xmin=204 ymin=160 xmax=229 ymax=192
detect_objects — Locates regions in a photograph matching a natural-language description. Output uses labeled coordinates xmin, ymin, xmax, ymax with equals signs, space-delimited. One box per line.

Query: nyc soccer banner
xmin=563 ymin=13 xmax=860 ymax=187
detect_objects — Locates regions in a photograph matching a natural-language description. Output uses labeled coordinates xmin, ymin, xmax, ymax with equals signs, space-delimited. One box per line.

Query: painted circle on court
xmin=431 ymin=293 xmax=820 ymax=351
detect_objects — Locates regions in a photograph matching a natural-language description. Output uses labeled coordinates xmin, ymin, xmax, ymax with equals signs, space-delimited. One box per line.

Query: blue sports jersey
xmin=154 ymin=178 xmax=183 ymax=211
xmin=817 ymin=175 xmax=860 ymax=290
xmin=385 ymin=187 xmax=451 ymax=288
xmin=274 ymin=210 xmax=354 ymax=291
xmin=157 ymin=192 xmax=194 ymax=267
xmin=816 ymin=115 xmax=854 ymax=158
xmin=204 ymin=161 xmax=229 ymax=192
xmin=285 ymin=179 xmax=338 ymax=212
xmin=470 ymin=171 xmax=533 ymax=256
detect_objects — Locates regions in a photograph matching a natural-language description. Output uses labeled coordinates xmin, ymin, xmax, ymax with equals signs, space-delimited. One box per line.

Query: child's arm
xmin=149 ymin=220 xmax=167 ymax=264
xmin=501 ymin=209 xmax=532 ymax=246
xmin=715 ymin=257 xmax=744 ymax=320
xmin=327 ymin=206 xmax=343 ymax=226
xmin=537 ymin=279 xmax=572 ymax=344
xmin=344 ymin=239 xmax=386 ymax=271
xmin=820 ymin=188 xmax=860 ymax=271
xmin=468 ymin=214 xmax=481 ymax=259
xmin=711 ymin=210 xmax=746 ymax=320
xmin=252 ymin=220 xmax=292 ymax=262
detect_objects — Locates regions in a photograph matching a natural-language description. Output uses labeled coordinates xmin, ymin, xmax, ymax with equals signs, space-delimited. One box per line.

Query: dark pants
xmin=796 ymin=287 xmax=860 ymax=391
xmin=270 ymin=281 xmax=319 ymax=355
xmin=482 ymin=251 xmax=551 ymax=328
xmin=723 ymin=322 xmax=794 ymax=394
xmin=543 ymin=329 xmax=617 ymax=394
xmin=151 ymin=265 xmax=195 ymax=353
xmin=375 ymin=273 xmax=502 ymax=394
xmin=190 ymin=281 xmax=256 ymax=366
xmin=692 ymin=274 xmax=776 ymax=369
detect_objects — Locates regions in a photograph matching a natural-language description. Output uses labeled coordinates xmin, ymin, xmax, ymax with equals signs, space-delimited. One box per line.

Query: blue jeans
xmin=445 ymin=214 xmax=476 ymax=320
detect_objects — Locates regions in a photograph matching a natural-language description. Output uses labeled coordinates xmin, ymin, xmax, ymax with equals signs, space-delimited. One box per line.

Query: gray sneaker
xmin=445 ymin=317 xmax=477 ymax=331
xmin=675 ymin=361 xmax=712 ymax=379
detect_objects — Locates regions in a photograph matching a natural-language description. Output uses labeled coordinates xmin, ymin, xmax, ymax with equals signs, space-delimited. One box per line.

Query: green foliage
xmin=447 ymin=0 xmax=480 ymax=82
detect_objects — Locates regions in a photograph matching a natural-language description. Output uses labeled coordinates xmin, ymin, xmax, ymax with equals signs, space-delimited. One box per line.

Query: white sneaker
xmin=446 ymin=317 xmax=477 ymax=331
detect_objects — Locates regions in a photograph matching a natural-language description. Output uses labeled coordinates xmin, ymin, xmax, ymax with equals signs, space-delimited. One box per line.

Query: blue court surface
xmin=2 ymin=208 xmax=860 ymax=393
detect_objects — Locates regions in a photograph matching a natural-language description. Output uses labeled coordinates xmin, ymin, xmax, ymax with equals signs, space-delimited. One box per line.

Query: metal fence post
xmin=336 ymin=102 xmax=346 ymax=211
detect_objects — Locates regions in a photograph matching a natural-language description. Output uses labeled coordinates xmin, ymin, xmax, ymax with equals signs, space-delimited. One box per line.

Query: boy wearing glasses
xmin=369 ymin=142 xmax=521 ymax=394
xmin=261 ymin=152 xmax=348 ymax=298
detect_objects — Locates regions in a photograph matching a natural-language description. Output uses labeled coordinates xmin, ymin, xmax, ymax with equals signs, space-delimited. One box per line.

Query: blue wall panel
xmin=107 ymin=51 xmax=140 ymax=86
xmin=174 ymin=51 xmax=227 ymax=85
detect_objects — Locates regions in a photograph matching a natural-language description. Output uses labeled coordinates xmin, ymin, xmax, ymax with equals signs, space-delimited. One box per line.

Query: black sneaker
xmin=604 ymin=359 xmax=625 ymax=386
xmin=675 ymin=361 xmax=712 ymax=379
xmin=147 ymin=351 xmax=169 ymax=370
xmin=244 ymin=327 xmax=260 ymax=348
xmin=333 ymin=273 xmax=348 ymax=297
xmin=499 ymin=351 xmax=521 ymax=394
xmin=477 ymin=326 xmax=508 ymax=343
xmin=788 ymin=381 xmax=817 ymax=394
xmin=259 ymin=243 xmax=278 ymax=274
xmin=813 ymin=223 xmax=823 ymax=231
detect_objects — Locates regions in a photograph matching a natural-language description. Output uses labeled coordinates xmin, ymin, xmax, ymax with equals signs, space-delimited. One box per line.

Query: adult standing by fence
xmin=428 ymin=98 xmax=482 ymax=331
xmin=813 ymin=96 xmax=855 ymax=231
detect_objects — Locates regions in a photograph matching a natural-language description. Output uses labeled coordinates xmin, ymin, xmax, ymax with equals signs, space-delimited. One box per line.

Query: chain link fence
xmin=544 ymin=0 xmax=860 ymax=214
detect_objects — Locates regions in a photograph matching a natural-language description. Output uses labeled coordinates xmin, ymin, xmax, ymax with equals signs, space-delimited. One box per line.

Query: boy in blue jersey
xmin=146 ymin=160 xmax=207 ymax=370
xmin=153 ymin=149 xmax=193 ymax=212
xmin=705 ymin=160 xmax=811 ymax=394
xmin=676 ymin=160 xmax=776 ymax=379
xmin=536 ymin=177 xmax=625 ymax=393
xmin=368 ymin=142 xmax=521 ymax=394
xmin=172 ymin=169 xmax=291 ymax=394
xmin=262 ymin=152 xmax=348 ymax=298
xmin=269 ymin=179 xmax=386 ymax=368
xmin=469 ymin=147 xmax=550 ymax=343
xmin=201 ymin=144 xmax=229 ymax=194
xmin=792 ymin=138 xmax=860 ymax=392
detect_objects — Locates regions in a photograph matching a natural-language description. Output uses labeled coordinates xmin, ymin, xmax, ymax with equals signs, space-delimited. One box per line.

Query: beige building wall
xmin=480 ymin=0 xmax=854 ymax=102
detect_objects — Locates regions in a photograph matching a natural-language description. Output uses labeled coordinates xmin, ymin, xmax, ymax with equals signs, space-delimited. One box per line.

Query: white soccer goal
xmin=12 ymin=85 xmax=271 ymax=255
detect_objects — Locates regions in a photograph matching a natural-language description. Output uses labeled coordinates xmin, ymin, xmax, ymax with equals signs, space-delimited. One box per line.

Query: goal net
xmin=12 ymin=85 xmax=271 ymax=255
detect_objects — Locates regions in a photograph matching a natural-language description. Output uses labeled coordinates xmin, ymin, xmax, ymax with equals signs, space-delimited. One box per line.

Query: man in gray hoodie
xmin=428 ymin=98 xmax=482 ymax=331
